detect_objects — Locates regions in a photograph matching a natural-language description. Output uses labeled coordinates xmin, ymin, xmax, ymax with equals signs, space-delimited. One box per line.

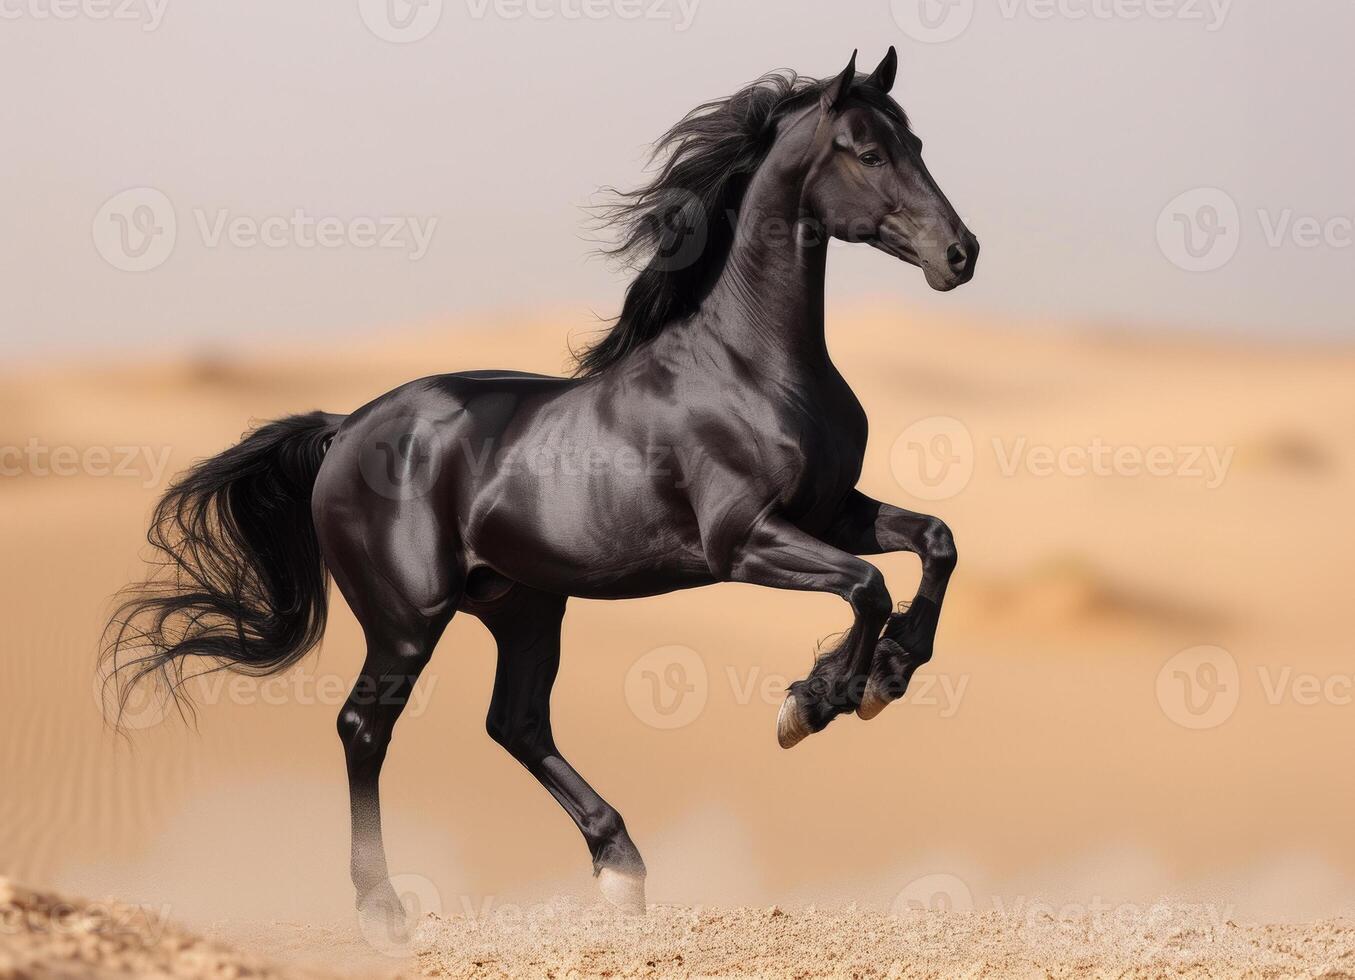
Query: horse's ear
xmin=820 ymin=50 xmax=857 ymax=112
xmin=863 ymin=46 xmax=898 ymax=94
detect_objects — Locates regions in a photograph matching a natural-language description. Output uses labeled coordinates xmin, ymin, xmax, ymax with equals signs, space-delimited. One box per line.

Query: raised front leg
xmin=823 ymin=490 xmax=957 ymax=719
xmin=727 ymin=514 xmax=892 ymax=748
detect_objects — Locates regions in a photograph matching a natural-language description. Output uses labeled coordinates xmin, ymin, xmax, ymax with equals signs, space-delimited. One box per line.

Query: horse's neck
xmin=699 ymin=117 xmax=830 ymax=374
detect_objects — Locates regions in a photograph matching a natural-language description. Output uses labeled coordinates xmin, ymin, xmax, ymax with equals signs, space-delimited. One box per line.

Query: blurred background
xmin=2 ymin=0 xmax=1353 ymax=941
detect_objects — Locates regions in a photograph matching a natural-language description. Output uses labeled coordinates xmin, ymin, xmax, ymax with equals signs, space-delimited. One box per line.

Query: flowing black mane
xmin=575 ymin=70 xmax=907 ymax=377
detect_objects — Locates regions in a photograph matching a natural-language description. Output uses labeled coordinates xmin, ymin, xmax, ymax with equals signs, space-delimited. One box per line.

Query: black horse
xmin=103 ymin=48 xmax=977 ymax=923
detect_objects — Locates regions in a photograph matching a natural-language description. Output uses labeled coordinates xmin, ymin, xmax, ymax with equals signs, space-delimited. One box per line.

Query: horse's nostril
xmin=946 ymin=243 xmax=968 ymax=273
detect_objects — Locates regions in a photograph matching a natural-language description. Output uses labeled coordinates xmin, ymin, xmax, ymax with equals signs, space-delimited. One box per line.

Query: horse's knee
xmin=922 ymin=518 xmax=957 ymax=572
xmin=849 ymin=565 xmax=892 ymax=621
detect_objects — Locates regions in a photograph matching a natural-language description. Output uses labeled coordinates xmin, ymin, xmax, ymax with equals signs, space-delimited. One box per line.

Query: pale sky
xmin=2 ymin=0 xmax=1352 ymax=359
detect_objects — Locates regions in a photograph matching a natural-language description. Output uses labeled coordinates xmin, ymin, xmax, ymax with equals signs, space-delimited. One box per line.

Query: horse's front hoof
xmin=598 ymin=867 xmax=647 ymax=914
xmin=856 ymin=676 xmax=891 ymax=720
xmin=777 ymin=694 xmax=812 ymax=749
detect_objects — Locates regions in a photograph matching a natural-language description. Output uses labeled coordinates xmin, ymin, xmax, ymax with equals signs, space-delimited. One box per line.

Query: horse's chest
xmin=772 ymin=393 xmax=867 ymax=523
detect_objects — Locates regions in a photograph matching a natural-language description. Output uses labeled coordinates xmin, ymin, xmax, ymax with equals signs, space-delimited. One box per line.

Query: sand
xmin=0 ymin=877 xmax=291 ymax=979
xmin=5 ymin=879 xmax=1353 ymax=978
xmin=4 ymin=307 xmax=1355 ymax=975
xmin=414 ymin=899 xmax=1355 ymax=979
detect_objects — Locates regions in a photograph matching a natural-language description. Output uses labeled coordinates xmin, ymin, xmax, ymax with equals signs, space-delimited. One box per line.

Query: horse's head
xmin=803 ymin=48 xmax=979 ymax=292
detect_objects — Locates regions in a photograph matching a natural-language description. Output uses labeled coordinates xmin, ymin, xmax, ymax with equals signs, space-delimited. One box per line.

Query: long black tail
xmin=101 ymin=411 xmax=343 ymax=726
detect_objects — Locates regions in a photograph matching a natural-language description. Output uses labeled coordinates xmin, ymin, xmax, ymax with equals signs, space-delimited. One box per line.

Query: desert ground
xmin=6 ymin=877 xmax=1355 ymax=979
xmin=3 ymin=306 xmax=1354 ymax=976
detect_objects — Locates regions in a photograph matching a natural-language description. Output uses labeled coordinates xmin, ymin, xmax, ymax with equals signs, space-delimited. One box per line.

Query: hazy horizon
xmin=3 ymin=1 xmax=1353 ymax=359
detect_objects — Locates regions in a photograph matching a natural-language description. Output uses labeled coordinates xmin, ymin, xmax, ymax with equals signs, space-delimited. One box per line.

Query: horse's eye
xmin=858 ymin=152 xmax=884 ymax=168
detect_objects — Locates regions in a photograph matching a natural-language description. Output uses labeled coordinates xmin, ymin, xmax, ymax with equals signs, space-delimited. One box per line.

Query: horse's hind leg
xmin=339 ymin=609 xmax=453 ymax=931
xmin=476 ymin=587 xmax=648 ymax=913
xmin=323 ymin=527 xmax=462 ymax=932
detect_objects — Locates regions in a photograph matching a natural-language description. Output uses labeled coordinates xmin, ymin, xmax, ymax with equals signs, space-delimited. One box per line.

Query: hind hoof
xmin=356 ymin=882 xmax=413 ymax=953
xmin=598 ymin=868 xmax=646 ymax=914
xmin=777 ymin=694 xmax=812 ymax=749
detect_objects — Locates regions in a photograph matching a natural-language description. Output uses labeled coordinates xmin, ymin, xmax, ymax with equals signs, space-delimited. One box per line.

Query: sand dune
xmin=4 ymin=307 xmax=1355 ymax=972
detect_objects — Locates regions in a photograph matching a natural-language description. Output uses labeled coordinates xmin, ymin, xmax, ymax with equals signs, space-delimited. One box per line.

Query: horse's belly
xmin=462 ymin=469 xmax=713 ymax=599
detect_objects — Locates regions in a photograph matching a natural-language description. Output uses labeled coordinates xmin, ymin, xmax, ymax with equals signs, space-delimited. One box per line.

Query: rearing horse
xmin=103 ymin=48 xmax=978 ymax=924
